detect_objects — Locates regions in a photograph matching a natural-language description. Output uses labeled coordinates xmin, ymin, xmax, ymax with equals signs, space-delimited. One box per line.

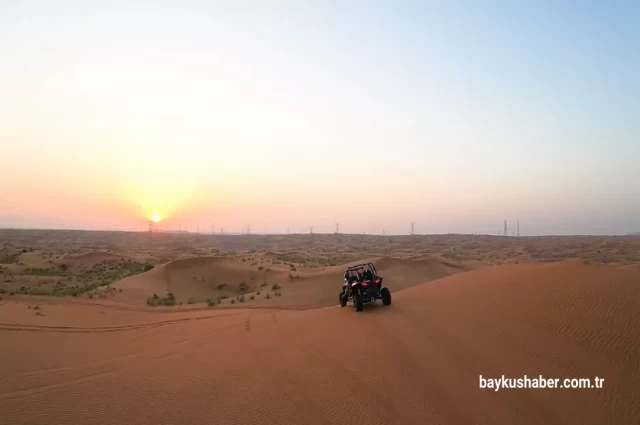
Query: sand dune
xmin=1 ymin=261 xmax=638 ymax=424
xmin=109 ymin=255 xmax=465 ymax=309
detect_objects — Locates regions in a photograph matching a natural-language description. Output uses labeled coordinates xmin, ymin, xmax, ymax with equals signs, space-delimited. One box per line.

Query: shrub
xmin=231 ymin=299 xmax=236 ymax=304
xmin=147 ymin=291 xmax=176 ymax=306
xmin=258 ymin=266 xmax=264 ymax=270
xmin=272 ymin=283 xmax=281 ymax=291
xmin=216 ymin=283 xmax=227 ymax=290
xmin=265 ymin=293 xmax=271 ymax=299
xmin=143 ymin=263 xmax=154 ymax=272
xmin=206 ymin=298 xmax=217 ymax=307
xmin=249 ymin=295 xmax=254 ymax=300
xmin=237 ymin=295 xmax=245 ymax=303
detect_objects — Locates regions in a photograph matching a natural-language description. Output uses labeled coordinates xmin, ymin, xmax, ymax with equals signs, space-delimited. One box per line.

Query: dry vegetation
xmin=1 ymin=229 xmax=639 ymax=307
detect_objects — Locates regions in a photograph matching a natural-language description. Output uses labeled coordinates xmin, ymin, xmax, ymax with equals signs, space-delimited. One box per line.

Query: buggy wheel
xmin=381 ymin=287 xmax=391 ymax=306
xmin=339 ymin=291 xmax=347 ymax=307
xmin=353 ymin=292 xmax=363 ymax=312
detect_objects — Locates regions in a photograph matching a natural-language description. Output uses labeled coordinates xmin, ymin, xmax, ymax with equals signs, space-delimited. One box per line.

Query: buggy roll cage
xmin=344 ymin=263 xmax=378 ymax=278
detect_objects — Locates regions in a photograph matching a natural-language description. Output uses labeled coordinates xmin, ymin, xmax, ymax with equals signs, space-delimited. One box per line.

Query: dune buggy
xmin=339 ymin=263 xmax=391 ymax=312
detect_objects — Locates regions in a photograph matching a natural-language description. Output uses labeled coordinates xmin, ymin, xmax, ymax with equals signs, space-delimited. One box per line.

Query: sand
xmin=1 ymin=256 xmax=639 ymax=424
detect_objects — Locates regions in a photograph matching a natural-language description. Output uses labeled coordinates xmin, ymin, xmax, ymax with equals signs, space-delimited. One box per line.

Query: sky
xmin=1 ymin=0 xmax=639 ymax=235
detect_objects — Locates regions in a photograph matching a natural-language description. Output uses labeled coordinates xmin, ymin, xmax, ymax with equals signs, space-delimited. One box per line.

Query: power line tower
xmin=148 ymin=220 xmax=153 ymax=233
xmin=503 ymin=220 xmax=508 ymax=236
xmin=517 ymin=221 xmax=520 ymax=237
xmin=246 ymin=224 xmax=251 ymax=235
xmin=410 ymin=222 xmax=415 ymax=235
xmin=335 ymin=222 xmax=339 ymax=234
xmin=310 ymin=226 xmax=313 ymax=234
xmin=212 ymin=223 xmax=215 ymax=235
xmin=383 ymin=228 xmax=385 ymax=236
xmin=197 ymin=225 xmax=200 ymax=234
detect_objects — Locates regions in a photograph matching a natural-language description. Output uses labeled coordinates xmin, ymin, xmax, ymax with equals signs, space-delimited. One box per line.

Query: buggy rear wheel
xmin=353 ymin=292 xmax=363 ymax=312
xmin=381 ymin=287 xmax=391 ymax=306
xmin=339 ymin=291 xmax=347 ymax=307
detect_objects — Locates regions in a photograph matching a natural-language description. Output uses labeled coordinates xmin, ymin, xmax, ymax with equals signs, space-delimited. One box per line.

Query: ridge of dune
xmin=1 ymin=261 xmax=638 ymax=424
xmin=108 ymin=255 xmax=466 ymax=309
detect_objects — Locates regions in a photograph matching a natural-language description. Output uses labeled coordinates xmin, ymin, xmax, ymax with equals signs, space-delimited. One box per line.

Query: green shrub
xmin=272 ymin=283 xmax=280 ymax=291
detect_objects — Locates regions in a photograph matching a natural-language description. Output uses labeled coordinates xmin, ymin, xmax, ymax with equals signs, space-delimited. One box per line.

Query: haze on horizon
xmin=1 ymin=1 xmax=639 ymax=236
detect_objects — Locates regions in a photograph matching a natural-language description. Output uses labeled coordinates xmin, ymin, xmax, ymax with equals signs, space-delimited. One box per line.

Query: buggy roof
xmin=345 ymin=263 xmax=377 ymax=275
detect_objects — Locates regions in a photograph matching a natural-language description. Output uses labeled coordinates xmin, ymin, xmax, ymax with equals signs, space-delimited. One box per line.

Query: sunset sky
xmin=1 ymin=1 xmax=639 ymax=235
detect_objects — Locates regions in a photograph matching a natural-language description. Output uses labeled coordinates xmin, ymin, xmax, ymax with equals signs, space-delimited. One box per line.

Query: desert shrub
xmin=60 ymin=263 xmax=69 ymax=271
xmin=88 ymin=293 xmax=93 ymax=299
xmin=289 ymin=265 xmax=296 ymax=271
xmin=249 ymin=295 xmax=254 ymax=300
xmin=216 ymin=283 xmax=227 ymax=290
xmin=258 ymin=266 xmax=264 ymax=270
xmin=147 ymin=291 xmax=176 ymax=306
xmin=266 ymin=268 xmax=271 ymax=272
xmin=272 ymin=283 xmax=280 ymax=291
xmin=256 ymin=291 xmax=260 ymax=295
xmin=238 ymin=282 xmax=247 ymax=292
xmin=237 ymin=295 xmax=245 ymax=303
xmin=265 ymin=293 xmax=271 ymax=299
xmin=231 ymin=299 xmax=236 ymax=304
xmin=25 ymin=268 xmax=66 ymax=277
xmin=206 ymin=298 xmax=217 ymax=307
xmin=143 ymin=263 xmax=154 ymax=272
xmin=0 ymin=288 xmax=5 ymax=294
xmin=274 ymin=291 xmax=282 ymax=297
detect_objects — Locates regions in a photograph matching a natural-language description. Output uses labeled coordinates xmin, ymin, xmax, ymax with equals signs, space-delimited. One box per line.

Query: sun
xmin=152 ymin=214 xmax=160 ymax=223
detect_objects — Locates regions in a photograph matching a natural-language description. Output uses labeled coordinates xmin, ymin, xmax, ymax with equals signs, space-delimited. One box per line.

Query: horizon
xmin=2 ymin=1 xmax=639 ymax=236
xmin=1 ymin=226 xmax=639 ymax=237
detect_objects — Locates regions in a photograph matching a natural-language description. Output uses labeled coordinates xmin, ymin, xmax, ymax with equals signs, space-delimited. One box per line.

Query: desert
xmin=1 ymin=229 xmax=639 ymax=424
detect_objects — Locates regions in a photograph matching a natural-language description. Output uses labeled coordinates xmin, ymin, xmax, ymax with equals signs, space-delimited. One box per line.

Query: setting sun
xmin=152 ymin=215 xmax=160 ymax=223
